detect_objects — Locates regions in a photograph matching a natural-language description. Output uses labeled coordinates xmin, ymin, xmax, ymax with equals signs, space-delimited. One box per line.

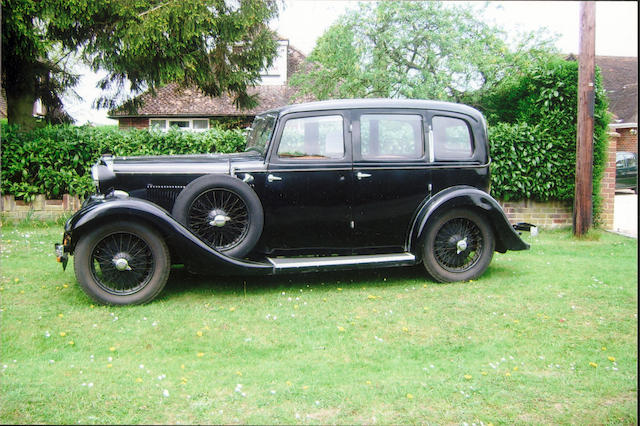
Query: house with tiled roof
xmin=108 ymin=39 xmax=311 ymax=131
xmin=595 ymin=56 xmax=638 ymax=154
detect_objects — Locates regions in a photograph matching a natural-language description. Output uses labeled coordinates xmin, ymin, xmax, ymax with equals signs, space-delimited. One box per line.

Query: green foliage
xmin=1 ymin=124 xmax=246 ymax=201
xmin=2 ymin=0 xmax=279 ymax=126
xmin=489 ymin=122 xmax=570 ymax=201
xmin=291 ymin=2 xmax=557 ymax=102
xmin=484 ymin=59 xmax=610 ymax=220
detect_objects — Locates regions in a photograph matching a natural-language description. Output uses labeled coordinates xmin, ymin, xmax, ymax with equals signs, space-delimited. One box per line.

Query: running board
xmin=267 ymin=252 xmax=416 ymax=272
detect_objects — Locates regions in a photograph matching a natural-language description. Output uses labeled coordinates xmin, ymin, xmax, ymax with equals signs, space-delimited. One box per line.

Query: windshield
xmin=245 ymin=113 xmax=277 ymax=155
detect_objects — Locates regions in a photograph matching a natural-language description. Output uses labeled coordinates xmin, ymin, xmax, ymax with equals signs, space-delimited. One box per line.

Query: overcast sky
xmin=66 ymin=0 xmax=638 ymax=125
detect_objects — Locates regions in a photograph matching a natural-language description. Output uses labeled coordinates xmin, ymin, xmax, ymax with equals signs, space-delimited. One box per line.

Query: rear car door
xmin=260 ymin=111 xmax=354 ymax=253
xmin=350 ymin=110 xmax=431 ymax=251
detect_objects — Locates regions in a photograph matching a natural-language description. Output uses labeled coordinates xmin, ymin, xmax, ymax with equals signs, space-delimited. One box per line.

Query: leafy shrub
xmin=1 ymin=125 xmax=246 ymax=201
xmin=489 ymin=122 xmax=569 ymax=201
xmin=481 ymin=58 xmax=609 ymax=220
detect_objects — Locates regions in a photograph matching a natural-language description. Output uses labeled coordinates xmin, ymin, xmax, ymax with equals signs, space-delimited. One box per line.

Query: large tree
xmin=291 ymin=2 xmax=557 ymax=104
xmin=2 ymin=0 xmax=279 ymax=127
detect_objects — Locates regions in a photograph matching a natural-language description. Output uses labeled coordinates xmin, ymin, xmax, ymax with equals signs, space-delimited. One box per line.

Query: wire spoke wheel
xmin=187 ymin=188 xmax=250 ymax=251
xmin=423 ymin=209 xmax=495 ymax=283
xmin=433 ymin=217 xmax=483 ymax=272
xmin=90 ymin=232 xmax=155 ymax=295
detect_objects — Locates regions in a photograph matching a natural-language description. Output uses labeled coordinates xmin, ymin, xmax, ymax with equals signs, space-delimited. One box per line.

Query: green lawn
xmin=0 ymin=221 xmax=637 ymax=424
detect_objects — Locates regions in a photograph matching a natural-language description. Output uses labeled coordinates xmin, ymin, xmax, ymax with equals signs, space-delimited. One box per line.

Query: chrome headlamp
xmin=90 ymin=155 xmax=116 ymax=195
xmin=91 ymin=163 xmax=101 ymax=193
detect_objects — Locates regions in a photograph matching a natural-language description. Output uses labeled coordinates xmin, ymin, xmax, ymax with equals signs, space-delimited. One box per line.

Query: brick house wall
xmin=615 ymin=127 xmax=638 ymax=153
xmin=118 ymin=117 xmax=149 ymax=129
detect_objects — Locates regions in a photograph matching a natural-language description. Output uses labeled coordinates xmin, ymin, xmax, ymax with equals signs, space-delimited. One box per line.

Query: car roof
xmin=262 ymin=99 xmax=484 ymax=121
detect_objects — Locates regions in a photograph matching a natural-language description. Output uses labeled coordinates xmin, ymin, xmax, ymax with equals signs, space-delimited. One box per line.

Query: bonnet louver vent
xmin=146 ymin=185 xmax=185 ymax=210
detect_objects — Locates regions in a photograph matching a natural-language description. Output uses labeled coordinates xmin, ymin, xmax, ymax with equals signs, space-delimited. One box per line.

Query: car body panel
xmin=408 ymin=186 xmax=530 ymax=255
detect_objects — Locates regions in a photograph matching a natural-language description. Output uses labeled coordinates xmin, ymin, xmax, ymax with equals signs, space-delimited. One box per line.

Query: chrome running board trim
xmin=267 ymin=252 xmax=416 ymax=269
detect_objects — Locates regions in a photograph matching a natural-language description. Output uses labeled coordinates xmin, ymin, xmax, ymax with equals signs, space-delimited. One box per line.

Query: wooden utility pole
xmin=574 ymin=1 xmax=596 ymax=236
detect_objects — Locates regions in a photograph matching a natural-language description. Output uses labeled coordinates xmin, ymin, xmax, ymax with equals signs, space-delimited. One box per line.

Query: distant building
xmin=595 ymin=56 xmax=637 ymax=154
xmin=108 ymin=39 xmax=311 ymax=131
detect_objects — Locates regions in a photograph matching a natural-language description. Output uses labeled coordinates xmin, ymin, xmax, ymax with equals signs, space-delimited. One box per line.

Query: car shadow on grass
xmin=161 ymin=263 xmax=438 ymax=299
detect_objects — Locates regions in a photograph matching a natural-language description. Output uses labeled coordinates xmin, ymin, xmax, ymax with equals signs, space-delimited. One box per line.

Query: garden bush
xmin=1 ymin=124 xmax=246 ymax=201
xmin=479 ymin=58 xmax=609 ymax=219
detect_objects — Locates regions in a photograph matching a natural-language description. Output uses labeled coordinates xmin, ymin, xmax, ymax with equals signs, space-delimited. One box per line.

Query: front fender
xmin=407 ymin=186 xmax=530 ymax=255
xmin=64 ymin=196 xmax=272 ymax=275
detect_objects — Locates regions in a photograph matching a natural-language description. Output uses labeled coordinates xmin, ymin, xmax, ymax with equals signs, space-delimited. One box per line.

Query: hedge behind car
xmin=0 ymin=124 xmax=246 ymax=201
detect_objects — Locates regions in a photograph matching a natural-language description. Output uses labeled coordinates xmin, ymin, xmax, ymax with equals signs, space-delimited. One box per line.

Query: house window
xmin=148 ymin=118 xmax=210 ymax=131
xmin=168 ymin=120 xmax=190 ymax=129
xmin=150 ymin=119 xmax=167 ymax=129
xmin=192 ymin=119 xmax=209 ymax=130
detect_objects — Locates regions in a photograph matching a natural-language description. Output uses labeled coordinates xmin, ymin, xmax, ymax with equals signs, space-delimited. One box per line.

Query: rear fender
xmin=64 ymin=197 xmax=272 ymax=275
xmin=407 ymin=186 xmax=530 ymax=256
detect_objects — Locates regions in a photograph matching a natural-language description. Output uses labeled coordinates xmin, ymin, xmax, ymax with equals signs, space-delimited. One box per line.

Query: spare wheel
xmin=172 ymin=174 xmax=264 ymax=258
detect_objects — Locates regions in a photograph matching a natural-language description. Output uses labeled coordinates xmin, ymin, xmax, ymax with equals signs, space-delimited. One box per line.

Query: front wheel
xmin=73 ymin=222 xmax=171 ymax=305
xmin=422 ymin=209 xmax=495 ymax=282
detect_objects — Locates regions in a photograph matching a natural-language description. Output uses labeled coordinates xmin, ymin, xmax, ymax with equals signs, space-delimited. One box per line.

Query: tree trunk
xmin=6 ymin=89 xmax=38 ymax=129
xmin=4 ymin=57 xmax=38 ymax=129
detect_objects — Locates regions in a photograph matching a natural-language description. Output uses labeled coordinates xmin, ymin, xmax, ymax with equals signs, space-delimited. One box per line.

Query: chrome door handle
xmin=267 ymin=174 xmax=282 ymax=182
xmin=356 ymin=171 xmax=372 ymax=180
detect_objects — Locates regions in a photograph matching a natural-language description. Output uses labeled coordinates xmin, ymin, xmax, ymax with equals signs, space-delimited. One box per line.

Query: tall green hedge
xmin=1 ymin=125 xmax=246 ymax=201
xmin=480 ymin=58 xmax=610 ymax=221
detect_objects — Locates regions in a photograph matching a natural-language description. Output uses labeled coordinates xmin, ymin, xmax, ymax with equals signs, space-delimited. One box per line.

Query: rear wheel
xmin=422 ymin=209 xmax=495 ymax=282
xmin=73 ymin=222 xmax=170 ymax=305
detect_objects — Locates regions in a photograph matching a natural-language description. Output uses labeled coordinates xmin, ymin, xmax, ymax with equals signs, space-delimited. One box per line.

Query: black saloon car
xmin=56 ymin=99 xmax=529 ymax=305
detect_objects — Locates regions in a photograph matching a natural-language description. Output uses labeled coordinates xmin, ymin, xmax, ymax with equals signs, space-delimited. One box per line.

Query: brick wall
xmin=499 ymin=199 xmax=573 ymax=229
xmin=1 ymin=194 xmax=82 ymax=220
xmin=117 ymin=117 xmax=149 ymax=129
xmin=598 ymin=132 xmax=617 ymax=230
xmin=616 ymin=127 xmax=638 ymax=153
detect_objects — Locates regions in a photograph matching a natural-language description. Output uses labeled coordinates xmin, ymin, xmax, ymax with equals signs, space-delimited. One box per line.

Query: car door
xmin=260 ymin=111 xmax=354 ymax=253
xmin=350 ymin=110 xmax=431 ymax=251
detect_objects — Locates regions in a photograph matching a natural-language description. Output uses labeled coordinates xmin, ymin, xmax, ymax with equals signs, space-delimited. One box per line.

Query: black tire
xmin=73 ymin=221 xmax=171 ymax=305
xmin=422 ymin=208 xmax=495 ymax=283
xmin=172 ymin=174 xmax=264 ymax=258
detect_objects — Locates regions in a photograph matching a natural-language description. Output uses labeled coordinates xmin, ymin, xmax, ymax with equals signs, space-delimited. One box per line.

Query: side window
xmin=626 ymin=154 xmax=637 ymax=168
xmin=360 ymin=114 xmax=423 ymax=159
xmin=432 ymin=116 xmax=473 ymax=160
xmin=277 ymin=115 xmax=344 ymax=159
xmin=616 ymin=154 xmax=625 ymax=169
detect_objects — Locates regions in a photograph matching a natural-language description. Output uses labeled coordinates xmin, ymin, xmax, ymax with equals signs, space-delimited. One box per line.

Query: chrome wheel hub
xmin=113 ymin=256 xmax=132 ymax=271
xmin=209 ymin=213 xmax=231 ymax=227
xmin=456 ymin=237 xmax=468 ymax=254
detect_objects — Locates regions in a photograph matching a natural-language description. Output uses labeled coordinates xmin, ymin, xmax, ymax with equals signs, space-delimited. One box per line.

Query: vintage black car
xmin=56 ymin=99 xmax=529 ymax=305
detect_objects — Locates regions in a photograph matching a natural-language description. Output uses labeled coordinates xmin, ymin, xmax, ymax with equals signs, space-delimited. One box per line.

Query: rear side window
xmin=277 ymin=115 xmax=344 ymax=160
xmin=432 ymin=116 xmax=473 ymax=160
xmin=360 ymin=114 xmax=423 ymax=159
